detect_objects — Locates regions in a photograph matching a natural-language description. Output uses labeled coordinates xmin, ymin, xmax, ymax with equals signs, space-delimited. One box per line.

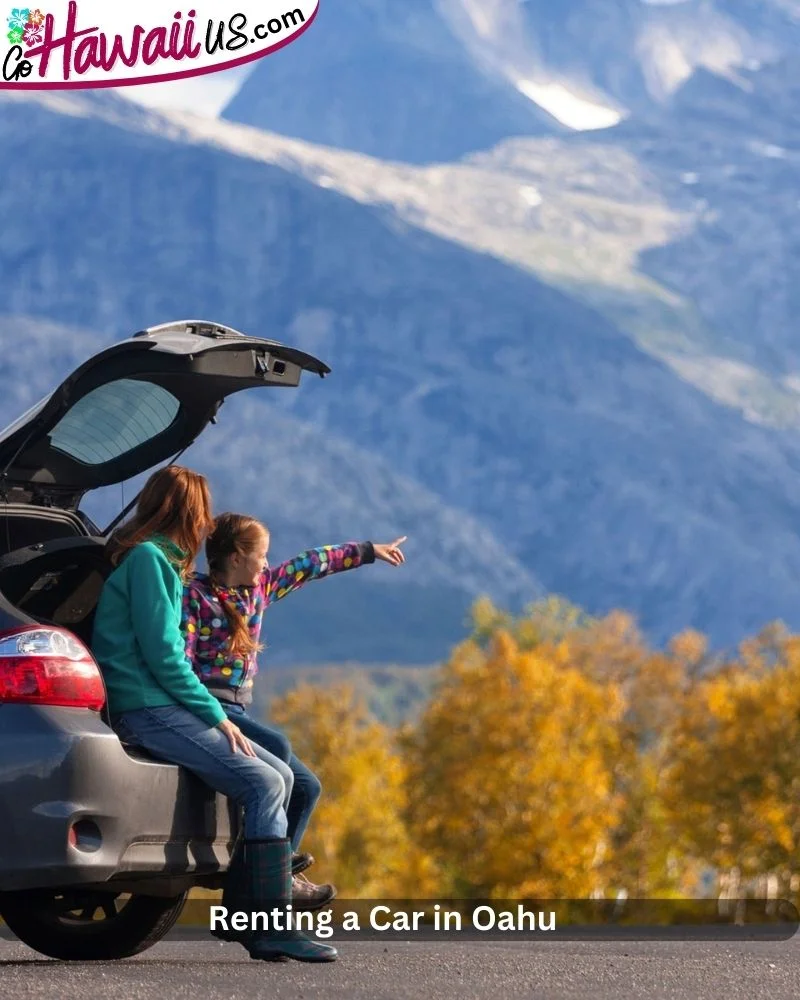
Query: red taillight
xmin=0 ymin=627 xmax=106 ymax=711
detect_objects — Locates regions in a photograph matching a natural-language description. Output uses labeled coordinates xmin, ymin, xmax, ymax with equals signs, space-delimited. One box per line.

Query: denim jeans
xmin=223 ymin=704 xmax=322 ymax=854
xmin=111 ymin=705 xmax=293 ymax=840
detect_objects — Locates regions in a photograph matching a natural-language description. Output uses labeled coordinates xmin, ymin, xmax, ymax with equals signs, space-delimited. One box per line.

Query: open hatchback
xmin=0 ymin=320 xmax=330 ymax=960
xmin=0 ymin=319 xmax=329 ymax=510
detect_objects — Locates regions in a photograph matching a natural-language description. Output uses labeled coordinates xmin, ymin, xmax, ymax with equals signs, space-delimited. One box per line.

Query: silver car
xmin=0 ymin=321 xmax=329 ymax=960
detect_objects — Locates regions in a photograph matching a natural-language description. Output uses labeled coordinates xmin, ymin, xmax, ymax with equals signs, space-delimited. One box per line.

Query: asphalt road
xmin=1 ymin=935 xmax=799 ymax=999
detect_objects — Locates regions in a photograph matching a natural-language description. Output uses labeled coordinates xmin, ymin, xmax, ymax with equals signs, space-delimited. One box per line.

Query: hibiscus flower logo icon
xmin=6 ymin=7 xmax=27 ymax=43
xmin=23 ymin=16 xmax=43 ymax=44
xmin=6 ymin=7 xmax=46 ymax=46
xmin=6 ymin=7 xmax=29 ymax=31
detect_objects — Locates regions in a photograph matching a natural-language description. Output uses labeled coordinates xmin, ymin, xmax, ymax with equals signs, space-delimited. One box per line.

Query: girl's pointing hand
xmin=373 ymin=536 xmax=407 ymax=567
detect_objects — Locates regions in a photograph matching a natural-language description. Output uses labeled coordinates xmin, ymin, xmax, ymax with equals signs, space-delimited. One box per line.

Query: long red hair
xmin=206 ymin=512 xmax=269 ymax=658
xmin=106 ymin=466 xmax=214 ymax=579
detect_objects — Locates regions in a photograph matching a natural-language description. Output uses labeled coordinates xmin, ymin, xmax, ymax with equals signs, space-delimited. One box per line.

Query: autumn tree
xmin=269 ymin=682 xmax=435 ymax=898
xmin=403 ymin=630 xmax=624 ymax=899
xmin=663 ymin=629 xmax=800 ymax=889
xmin=267 ymin=599 xmax=800 ymax=905
xmin=469 ymin=595 xmax=597 ymax=651
xmin=463 ymin=598 xmax=707 ymax=896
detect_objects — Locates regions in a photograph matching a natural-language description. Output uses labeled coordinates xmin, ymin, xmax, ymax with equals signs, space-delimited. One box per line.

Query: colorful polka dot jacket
xmin=181 ymin=541 xmax=375 ymax=705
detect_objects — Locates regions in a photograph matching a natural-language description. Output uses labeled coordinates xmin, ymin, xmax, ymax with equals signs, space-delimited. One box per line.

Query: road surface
xmin=1 ymin=935 xmax=798 ymax=999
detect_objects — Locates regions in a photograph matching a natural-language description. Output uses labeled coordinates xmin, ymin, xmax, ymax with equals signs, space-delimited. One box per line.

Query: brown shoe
xmin=291 ymin=873 xmax=337 ymax=911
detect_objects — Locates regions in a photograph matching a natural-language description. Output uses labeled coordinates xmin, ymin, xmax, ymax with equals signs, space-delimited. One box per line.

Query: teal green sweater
xmin=91 ymin=537 xmax=226 ymax=727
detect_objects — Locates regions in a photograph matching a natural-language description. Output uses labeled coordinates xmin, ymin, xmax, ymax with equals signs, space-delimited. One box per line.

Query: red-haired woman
xmin=91 ymin=466 xmax=336 ymax=963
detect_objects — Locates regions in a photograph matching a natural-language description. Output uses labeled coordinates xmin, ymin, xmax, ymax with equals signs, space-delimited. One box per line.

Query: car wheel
xmin=0 ymin=888 xmax=188 ymax=960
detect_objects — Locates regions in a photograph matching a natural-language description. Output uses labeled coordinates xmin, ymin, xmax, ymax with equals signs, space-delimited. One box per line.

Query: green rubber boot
xmin=210 ymin=838 xmax=253 ymax=946
xmin=243 ymin=837 xmax=338 ymax=963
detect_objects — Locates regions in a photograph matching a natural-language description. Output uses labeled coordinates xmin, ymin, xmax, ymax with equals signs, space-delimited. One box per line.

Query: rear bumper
xmin=0 ymin=705 xmax=237 ymax=892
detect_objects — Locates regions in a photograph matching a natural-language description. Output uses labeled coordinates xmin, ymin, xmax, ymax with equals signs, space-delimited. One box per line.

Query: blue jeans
xmin=111 ymin=705 xmax=293 ymax=840
xmin=224 ymin=704 xmax=322 ymax=854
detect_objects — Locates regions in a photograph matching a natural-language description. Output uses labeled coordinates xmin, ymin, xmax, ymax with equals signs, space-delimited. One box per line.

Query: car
xmin=0 ymin=320 xmax=330 ymax=960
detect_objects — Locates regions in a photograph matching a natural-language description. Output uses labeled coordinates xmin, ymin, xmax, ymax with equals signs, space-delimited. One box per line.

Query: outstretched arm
xmin=263 ymin=536 xmax=407 ymax=606
xmin=263 ymin=541 xmax=374 ymax=607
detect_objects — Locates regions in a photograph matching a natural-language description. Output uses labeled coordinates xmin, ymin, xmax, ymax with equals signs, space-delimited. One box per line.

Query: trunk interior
xmin=0 ymin=507 xmax=110 ymax=647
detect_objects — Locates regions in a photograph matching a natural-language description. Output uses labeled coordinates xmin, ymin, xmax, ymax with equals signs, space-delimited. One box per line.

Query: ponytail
xmin=206 ymin=512 xmax=269 ymax=659
xmin=213 ymin=585 xmax=264 ymax=659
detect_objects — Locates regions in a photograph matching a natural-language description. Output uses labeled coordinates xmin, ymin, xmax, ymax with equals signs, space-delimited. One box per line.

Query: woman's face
xmin=227 ymin=535 xmax=269 ymax=587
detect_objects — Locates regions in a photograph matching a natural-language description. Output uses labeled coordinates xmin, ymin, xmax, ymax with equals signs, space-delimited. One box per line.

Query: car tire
xmin=0 ymin=888 xmax=188 ymax=960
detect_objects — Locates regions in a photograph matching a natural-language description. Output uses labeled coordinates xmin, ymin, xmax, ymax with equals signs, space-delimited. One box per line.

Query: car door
xmin=0 ymin=319 xmax=330 ymax=510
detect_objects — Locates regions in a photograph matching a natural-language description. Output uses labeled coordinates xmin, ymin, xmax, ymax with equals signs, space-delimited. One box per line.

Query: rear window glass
xmin=49 ymin=379 xmax=181 ymax=465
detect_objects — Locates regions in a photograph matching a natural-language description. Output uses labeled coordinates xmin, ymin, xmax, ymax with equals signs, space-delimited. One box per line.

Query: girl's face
xmin=227 ymin=534 xmax=270 ymax=587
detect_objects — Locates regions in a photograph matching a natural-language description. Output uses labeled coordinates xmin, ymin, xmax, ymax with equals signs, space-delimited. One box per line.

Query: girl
xmin=181 ymin=513 xmax=407 ymax=907
xmin=91 ymin=466 xmax=337 ymax=963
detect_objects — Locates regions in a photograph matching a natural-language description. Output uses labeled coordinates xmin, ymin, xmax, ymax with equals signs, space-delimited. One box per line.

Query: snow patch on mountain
xmin=436 ymin=0 xmax=785 ymax=120
xmin=435 ymin=0 xmax=626 ymax=130
xmin=515 ymin=80 xmax=625 ymax=130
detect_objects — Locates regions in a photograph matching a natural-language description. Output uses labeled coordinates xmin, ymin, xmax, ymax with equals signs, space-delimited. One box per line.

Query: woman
xmin=91 ymin=466 xmax=336 ymax=963
xmin=181 ymin=513 xmax=407 ymax=905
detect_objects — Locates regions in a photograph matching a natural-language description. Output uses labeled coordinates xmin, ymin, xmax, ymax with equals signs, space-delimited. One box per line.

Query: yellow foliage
xmin=404 ymin=632 xmax=624 ymax=898
xmin=269 ymin=682 xmax=434 ymax=898
xmin=260 ymin=600 xmax=800 ymax=904
xmin=663 ymin=634 xmax=800 ymax=879
xmin=668 ymin=629 xmax=709 ymax=671
xmin=469 ymin=595 xmax=596 ymax=650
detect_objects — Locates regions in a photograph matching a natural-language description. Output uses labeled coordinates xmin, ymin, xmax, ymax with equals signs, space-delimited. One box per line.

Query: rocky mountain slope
xmin=624 ymin=57 xmax=800 ymax=380
xmin=3 ymin=91 xmax=800 ymax=654
xmin=223 ymin=0 xmax=800 ymax=149
xmin=223 ymin=0 xmax=556 ymax=163
xmin=220 ymin=2 xmax=800 ymax=429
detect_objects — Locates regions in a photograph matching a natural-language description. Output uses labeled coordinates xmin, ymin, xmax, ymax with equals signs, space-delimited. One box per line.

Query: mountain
xmin=218 ymin=3 xmax=800 ymax=409
xmin=498 ymin=0 xmax=800 ymax=113
xmin=190 ymin=76 xmax=800 ymax=430
xmin=223 ymin=0 xmax=800 ymax=158
xmin=221 ymin=0 xmax=557 ymax=163
xmin=4 ymin=90 xmax=800 ymax=654
xmin=618 ymin=57 xmax=800 ymax=379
